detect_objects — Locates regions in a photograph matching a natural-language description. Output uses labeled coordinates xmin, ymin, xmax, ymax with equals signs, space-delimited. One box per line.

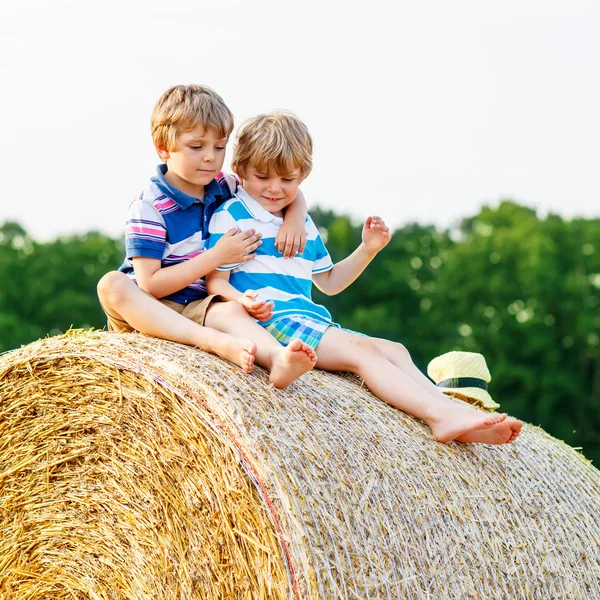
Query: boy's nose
xmin=203 ymin=150 xmax=215 ymax=162
xmin=267 ymin=181 xmax=281 ymax=192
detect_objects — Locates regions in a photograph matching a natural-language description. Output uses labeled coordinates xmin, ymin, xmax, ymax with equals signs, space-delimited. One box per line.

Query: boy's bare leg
xmin=314 ymin=328 xmax=511 ymax=444
xmin=204 ymin=302 xmax=317 ymax=388
xmin=370 ymin=337 xmax=522 ymax=443
xmin=97 ymin=272 xmax=255 ymax=373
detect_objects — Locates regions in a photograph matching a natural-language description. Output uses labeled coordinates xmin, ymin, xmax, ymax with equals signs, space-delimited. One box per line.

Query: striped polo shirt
xmin=206 ymin=187 xmax=335 ymax=326
xmin=118 ymin=164 xmax=231 ymax=304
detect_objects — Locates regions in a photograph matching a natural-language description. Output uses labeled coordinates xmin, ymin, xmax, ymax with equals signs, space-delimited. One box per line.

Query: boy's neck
xmin=164 ymin=169 xmax=205 ymax=200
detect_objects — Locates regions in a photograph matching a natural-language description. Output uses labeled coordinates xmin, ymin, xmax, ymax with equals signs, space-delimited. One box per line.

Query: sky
xmin=2 ymin=0 xmax=599 ymax=240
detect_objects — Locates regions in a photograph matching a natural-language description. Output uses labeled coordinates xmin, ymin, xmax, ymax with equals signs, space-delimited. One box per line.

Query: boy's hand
xmin=362 ymin=216 xmax=391 ymax=256
xmin=238 ymin=290 xmax=274 ymax=322
xmin=276 ymin=222 xmax=307 ymax=258
xmin=214 ymin=228 xmax=262 ymax=265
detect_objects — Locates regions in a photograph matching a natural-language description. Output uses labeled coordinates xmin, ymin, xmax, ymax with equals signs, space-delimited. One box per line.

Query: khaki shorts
xmin=102 ymin=292 xmax=221 ymax=333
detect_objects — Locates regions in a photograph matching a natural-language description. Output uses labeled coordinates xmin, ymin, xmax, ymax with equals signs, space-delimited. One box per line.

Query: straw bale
xmin=1 ymin=330 xmax=599 ymax=600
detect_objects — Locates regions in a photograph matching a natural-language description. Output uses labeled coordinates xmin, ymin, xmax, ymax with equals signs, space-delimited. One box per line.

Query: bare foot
xmin=456 ymin=417 xmax=523 ymax=444
xmin=213 ymin=336 xmax=257 ymax=374
xmin=429 ymin=405 xmax=507 ymax=443
xmin=269 ymin=339 xmax=317 ymax=388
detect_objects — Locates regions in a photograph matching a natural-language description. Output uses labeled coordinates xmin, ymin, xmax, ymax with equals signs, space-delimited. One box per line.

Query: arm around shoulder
xmin=277 ymin=188 xmax=308 ymax=257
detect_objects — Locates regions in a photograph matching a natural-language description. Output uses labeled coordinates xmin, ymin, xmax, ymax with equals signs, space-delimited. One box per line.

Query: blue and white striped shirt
xmin=207 ymin=188 xmax=335 ymax=326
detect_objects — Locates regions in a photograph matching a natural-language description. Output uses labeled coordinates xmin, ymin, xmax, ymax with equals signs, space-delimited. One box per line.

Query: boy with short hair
xmin=206 ymin=111 xmax=522 ymax=444
xmin=98 ymin=85 xmax=317 ymax=387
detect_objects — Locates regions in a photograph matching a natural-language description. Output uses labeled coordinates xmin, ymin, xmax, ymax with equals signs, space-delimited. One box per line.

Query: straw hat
xmin=427 ymin=351 xmax=500 ymax=410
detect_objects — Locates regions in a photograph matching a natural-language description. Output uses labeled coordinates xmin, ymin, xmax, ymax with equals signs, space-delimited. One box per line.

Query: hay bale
xmin=1 ymin=331 xmax=599 ymax=600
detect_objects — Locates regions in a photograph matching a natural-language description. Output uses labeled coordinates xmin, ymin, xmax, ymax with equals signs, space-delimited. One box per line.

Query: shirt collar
xmin=151 ymin=164 xmax=224 ymax=209
xmin=234 ymin=187 xmax=283 ymax=224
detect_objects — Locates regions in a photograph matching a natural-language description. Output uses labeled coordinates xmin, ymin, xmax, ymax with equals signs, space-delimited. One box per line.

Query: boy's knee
xmin=395 ymin=342 xmax=411 ymax=360
xmin=97 ymin=271 xmax=129 ymax=304
xmin=207 ymin=300 xmax=248 ymax=323
xmin=347 ymin=335 xmax=385 ymax=369
xmin=219 ymin=300 xmax=248 ymax=318
xmin=357 ymin=336 xmax=383 ymax=357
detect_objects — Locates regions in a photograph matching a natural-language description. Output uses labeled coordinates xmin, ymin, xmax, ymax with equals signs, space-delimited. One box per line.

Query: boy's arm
xmin=126 ymin=197 xmax=261 ymax=299
xmin=276 ymin=189 xmax=308 ymax=258
xmin=206 ymin=270 xmax=274 ymax=322
xmin=313 ymin=216 xmax=390 ymax=296
xmin=133 ymin=229 xmax=261 ymax=299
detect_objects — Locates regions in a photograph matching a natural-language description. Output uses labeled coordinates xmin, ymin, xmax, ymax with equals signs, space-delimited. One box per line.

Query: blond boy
xmin=206 ymin=111 xmax=522 ymax=444
xmin=98 ymin=85 xmax=318 ymax=387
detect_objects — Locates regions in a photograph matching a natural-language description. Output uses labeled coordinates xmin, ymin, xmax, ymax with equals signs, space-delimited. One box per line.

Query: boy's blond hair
xmin=151 ymin=84 xmax=234 ymax=153
xmin=231 ymin=111 xmax=313 ymax=180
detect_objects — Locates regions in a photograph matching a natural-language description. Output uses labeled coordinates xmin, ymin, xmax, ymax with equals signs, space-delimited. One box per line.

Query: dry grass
xmin=0 ymin=333 xmax=290 ymax=599
xmin=1 ymin=330 xmax=600 ymax=599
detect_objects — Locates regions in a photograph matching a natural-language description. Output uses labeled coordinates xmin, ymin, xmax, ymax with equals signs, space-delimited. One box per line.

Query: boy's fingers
xmin=225 ymin=227 xmax=240 ymax=237
xmin=240 ymin=228 xmax=258 ymax=240
xmin=276 ymin=235 xmax=286 ymax=253
xmin=246 ymin=233 xmax=262 ymax=245
xmin=255 ymin=302 xmax=273 ymax=317
xmin=284 ymin=238 xmax=295 ymax=258
xmin=246 ymin=240 xmax=261 ymax=253
xmin=299 ymin=234 xmax=307 ymax=254
xmin=242 ymin=253 xmax=256 ymax=262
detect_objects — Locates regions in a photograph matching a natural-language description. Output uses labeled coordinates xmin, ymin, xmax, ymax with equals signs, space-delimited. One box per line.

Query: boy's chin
xmin=261 ymin=204 xmax=285 ymax=216
xmin=259 ymin=199 xmax=292 ymax=214
xmin=196 ymin=173 xmax=217 ymax=184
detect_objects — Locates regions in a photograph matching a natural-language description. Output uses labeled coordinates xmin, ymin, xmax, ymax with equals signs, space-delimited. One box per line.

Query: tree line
xmin=1 ymin=201 xmax=598 ymax=463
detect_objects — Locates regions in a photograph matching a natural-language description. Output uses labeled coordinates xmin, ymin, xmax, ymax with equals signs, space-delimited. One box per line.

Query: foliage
xmin=0 ymin=222 xmax=123 ymax=353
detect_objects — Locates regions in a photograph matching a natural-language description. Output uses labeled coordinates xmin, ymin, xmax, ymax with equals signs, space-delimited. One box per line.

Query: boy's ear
xmin=155 ymin=143 xmax=170 ymax=161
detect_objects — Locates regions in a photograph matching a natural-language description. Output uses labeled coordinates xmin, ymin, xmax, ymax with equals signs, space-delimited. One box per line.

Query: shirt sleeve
xmin=207 ymin=205 xmax=244 ymax=271
xmin=217 ymin=172 xmax=240 ymax=198
xmin=306 ymin=218 xmax=334 ymax=273
xmin=124 ymin=200 xmax=167 ymax=260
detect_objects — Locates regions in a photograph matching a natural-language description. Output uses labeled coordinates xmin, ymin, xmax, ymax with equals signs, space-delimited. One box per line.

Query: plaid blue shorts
xmin=264 ymin=315 xmax=339 ymax=349
xmin=263 ymin=315 xmax=367 ymax=350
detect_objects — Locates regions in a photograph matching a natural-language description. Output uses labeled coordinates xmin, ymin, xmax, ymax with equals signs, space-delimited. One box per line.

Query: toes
xmin=288 ymin=339 xmax=303 ymax=351
xmin=243 ymin=350 xmax=255 ymax=373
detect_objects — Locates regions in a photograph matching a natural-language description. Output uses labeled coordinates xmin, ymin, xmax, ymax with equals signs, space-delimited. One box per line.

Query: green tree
xmin=0 ymin=223 xmax=123 ymax=352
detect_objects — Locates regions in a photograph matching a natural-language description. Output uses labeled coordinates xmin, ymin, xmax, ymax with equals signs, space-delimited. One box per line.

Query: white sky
xmin=2 ymin=0 xmax=599 ymax=240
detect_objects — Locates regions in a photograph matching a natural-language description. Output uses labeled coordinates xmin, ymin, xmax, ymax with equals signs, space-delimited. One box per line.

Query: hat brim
xmin=438 ymin=386 xmax=500 ymax=410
